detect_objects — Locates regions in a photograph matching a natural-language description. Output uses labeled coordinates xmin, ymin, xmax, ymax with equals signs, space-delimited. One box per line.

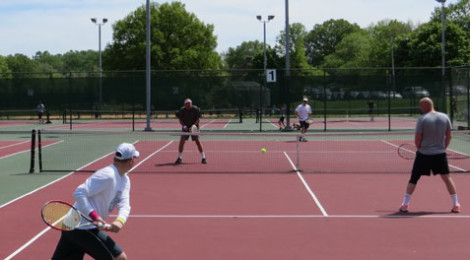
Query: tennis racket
xmin=305 ymin=118 xmax=314 ymax=124
xmin=397 ymin=143 xmax=417 ymax=160
xmin=190 ymin=124 xmax=200 ymax=133
xmin=41 ymin=200 xmax=109 ymax=231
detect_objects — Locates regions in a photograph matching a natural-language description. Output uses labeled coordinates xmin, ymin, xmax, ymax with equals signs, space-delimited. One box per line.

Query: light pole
xmin=436 ymin=0 xmax=446 ymax=77
xmin=256 ymin=15 xmax=274 ymax=131
xmin=436 ymin=0 xmax=449 ymax=119
xmin=91 ymin=18 xmax=108 ymax=111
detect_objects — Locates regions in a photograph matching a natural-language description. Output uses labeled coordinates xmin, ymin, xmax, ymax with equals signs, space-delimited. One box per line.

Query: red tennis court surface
xmin=0 ymin=140 xmax=58 ymax=159
xmin=2 ymin=140 xmax=470 ymax=259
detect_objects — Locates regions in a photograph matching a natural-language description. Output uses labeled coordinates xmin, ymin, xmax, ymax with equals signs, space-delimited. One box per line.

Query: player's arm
xmin=108 ymin=180 xmax=131 ymax=233
xmin=445 ymin=129 xmax=452 ymax=149
xmin=73 ymin=172 xmax=110 ymax=225
xmin=414 ymin=132 xmax=422 ymax=149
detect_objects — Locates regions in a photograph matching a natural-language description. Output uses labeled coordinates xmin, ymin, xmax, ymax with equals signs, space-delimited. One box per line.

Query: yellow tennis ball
xmin=261 ymin=148 xmax=267 ymax=153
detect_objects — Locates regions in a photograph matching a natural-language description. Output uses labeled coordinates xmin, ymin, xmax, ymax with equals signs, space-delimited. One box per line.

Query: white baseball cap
xmin=303 ymin=97 xmax=308 ymax=102
xmin=184 ymin=98 xmax=192 ymax=104
xmin=115 ymin=143 xmax=140 ymax=160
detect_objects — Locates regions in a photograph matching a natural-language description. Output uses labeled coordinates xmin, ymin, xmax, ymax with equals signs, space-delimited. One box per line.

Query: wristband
xmin=88 ymin=210 xmax=100 ymax=221
xmin=115 ymin=217 xmax=126 ymax=225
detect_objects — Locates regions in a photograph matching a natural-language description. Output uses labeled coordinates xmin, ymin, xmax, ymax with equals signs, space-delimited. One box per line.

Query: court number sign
xmin=266 ymin=69 xmax=277 ymax=83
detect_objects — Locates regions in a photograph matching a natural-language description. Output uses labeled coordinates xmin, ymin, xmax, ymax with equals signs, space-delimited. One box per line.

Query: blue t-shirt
xmin=415 ymin=111 xmax=452 ymax=155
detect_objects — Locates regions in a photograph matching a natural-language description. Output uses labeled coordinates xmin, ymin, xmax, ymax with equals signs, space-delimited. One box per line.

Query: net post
xmin=132 ymin=107 xmax=135 ymax=132
xmin=69 ymin=109 xmax=72 ymax=130
xmin=296 ymin=134 xmax=300 ymax=169
xmin=38 ymin=129 xmax=43 ymax=172
xmin=29 ymin=129 xmax=36 ymax=173
xmin=62 ymin=110 xmax=66 ymax=124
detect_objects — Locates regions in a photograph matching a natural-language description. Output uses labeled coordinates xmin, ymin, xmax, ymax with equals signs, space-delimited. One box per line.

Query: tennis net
xmin=33 ymin=129 xmax=470 ymax=174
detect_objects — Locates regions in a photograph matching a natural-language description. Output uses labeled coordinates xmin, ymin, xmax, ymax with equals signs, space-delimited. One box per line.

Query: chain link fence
xmin=0 ymin=68 xmax=468 ymax=129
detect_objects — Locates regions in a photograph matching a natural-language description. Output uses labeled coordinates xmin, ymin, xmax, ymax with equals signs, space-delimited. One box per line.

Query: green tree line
xmin=1 ymin=0 xmax=470 ymax=78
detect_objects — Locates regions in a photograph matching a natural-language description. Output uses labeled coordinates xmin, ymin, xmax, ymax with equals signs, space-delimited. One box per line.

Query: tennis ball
xmin=261 ymin=148 xmax=267 ymax=153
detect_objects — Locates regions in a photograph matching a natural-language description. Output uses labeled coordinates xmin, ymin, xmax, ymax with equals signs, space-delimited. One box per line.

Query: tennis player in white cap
xmin=51 ymin=143 xmax=139 ymax=260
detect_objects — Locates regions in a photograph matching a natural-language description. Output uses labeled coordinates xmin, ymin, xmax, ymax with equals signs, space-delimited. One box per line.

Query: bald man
xmin=399 ymin=97 xmax=461 ymax=213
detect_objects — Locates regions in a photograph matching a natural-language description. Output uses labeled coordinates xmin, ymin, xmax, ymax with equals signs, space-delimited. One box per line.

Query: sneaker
xmin=174 ymin=158 xmax=182 ymax=165
xmin=398 ymin=204 xmax=409 ymax=213
xmin=451 ymin=205 xmax=461 ymax=213
xmin=301 ymin=137 xmax=307 ymax=142
xmin=201 ymin=158 xmax=207 ymax=164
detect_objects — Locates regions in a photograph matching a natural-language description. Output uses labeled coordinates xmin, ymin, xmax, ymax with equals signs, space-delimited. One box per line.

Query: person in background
xmin=294 ymin=97 xmax=312 ymax=142
xmin=367 ymin=100 xmax=375 ymax=122
xmin=175 ymin=98 xmax=207 ymax=164
xmin=37 ymin=100 xmax=45 ymax=124
xmin=278 ymin=104 xmax=286 ymax=130
xmin=399 ymin=97 xmax=461 ymax=213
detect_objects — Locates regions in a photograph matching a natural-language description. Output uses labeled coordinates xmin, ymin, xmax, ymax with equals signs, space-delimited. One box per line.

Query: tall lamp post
xmin=91 ymin=18 xmax=108 ymax=111
xmin=436 ymin=0 xmax=449 ymax=118
xmin=256 ymin=15 xmax=274 ymax=131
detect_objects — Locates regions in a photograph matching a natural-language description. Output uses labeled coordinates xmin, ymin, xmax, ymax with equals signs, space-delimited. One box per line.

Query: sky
xmin=0 ymin=0 xmax=459 ymax=57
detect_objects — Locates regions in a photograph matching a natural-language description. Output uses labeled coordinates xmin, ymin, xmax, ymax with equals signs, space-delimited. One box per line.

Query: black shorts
xmin=181 ymin=127 xmax=199 ymax=141
xmin=51 ymin=229 xmax=123 ymax=260
xmin=299 ymin=120 xmax=310 ymax=129
xmin=409 ymin=152 xmax=450 ymax=184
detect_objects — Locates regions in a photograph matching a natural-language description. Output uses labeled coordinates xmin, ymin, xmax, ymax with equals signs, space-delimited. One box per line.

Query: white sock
xmin=201 ymin=152 xmax=206 ymax=159
xmin=178 ymin=153 xmax=182 ymax=159
xmin=451 ymin=194 xmax=460 ymax=206
xmin=402 ymin=193 xmax=412 ymax=206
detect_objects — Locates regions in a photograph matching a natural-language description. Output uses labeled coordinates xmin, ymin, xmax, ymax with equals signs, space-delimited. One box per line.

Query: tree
xmin=62 ymin=50 xmax=98 ymax=72
xmin=0 ymin=56 xmax=12 ymax=78
xmin=322 ymin=30 xmax=372 ymax=68
xmin=224 ymin=41 xmax=264 ymax=69
xmin=395 ymin=21 xmax=470 ymax=67
xmin=5 ymin=54 xmax=40 ymax=76
xmin=367 ymin=20 xmax=413 ymax=68
xmin=275 ymin=23 xmax=311 ymax=70
xmin=104 ymin=1 xmax=221 ymax=70
xmin=432 ymin=0 xmax=470 ymax=36
xmin=305 ymin=19 xmax=360 ymax=67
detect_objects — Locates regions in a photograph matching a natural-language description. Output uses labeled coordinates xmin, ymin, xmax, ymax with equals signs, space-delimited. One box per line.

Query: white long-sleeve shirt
xmin=73 ymin=164 xmax=131 ymax=229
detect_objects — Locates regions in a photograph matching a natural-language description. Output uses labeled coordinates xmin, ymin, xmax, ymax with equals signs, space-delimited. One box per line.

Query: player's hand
xmin=105 ymin=220 xmax=124 ymax=233
xmin=182 ymin=125 xmax=190 ymax=132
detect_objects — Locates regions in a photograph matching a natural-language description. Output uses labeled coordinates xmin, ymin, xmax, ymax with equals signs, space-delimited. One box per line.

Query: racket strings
xmin=398 ymin=144 xmax=417 ymax=160
xmin=42 ymin=202 xmax=81 ymax=231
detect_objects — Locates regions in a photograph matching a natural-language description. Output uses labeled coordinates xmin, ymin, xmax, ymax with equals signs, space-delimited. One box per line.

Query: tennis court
xmin=1 ymin=126 xmax=470 ymax=259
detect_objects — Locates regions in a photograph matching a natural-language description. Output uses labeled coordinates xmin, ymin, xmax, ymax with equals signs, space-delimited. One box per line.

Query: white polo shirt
xmin=295 ymin=104 xmax=312 ymax=121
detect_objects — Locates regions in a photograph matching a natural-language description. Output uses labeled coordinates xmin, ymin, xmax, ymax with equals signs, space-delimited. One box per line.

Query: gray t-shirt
xmin=415 ymin=111 xmax=452 ymax=155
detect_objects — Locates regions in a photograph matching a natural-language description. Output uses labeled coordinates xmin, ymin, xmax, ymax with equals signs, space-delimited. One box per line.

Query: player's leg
xmin=175 ymin=136 xmax=187 ymax=164
xmin=194 ymin=138 xmax=206 ymax=163
xmin=400 ymin=155 xmax=426 ymax=212
xmin=70 ymin=229 xmax=124 ymax=260
xmin=441 ymin=174 xmax=457 ymax=194
xmin=440 ymin=174 xmax=460 ymax=212
xmin=51 ymin=232 xmax=85 ymax=260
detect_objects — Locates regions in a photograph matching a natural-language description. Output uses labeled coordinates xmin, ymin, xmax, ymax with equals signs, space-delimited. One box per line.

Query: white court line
xmin=3 ymin=140 xmax=173 ymax=260
xmin=120 ymin=214 xmax=470 ymax=219
xmin=0 ymin=140 xmax=29 ymax=150
xmin=199 ymin=119 xmax=218 ymax=129
xmin=381 ymin=140 xmax=469 ymax=172
xmin=283 ymin=151 xmax=328 ymax=216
